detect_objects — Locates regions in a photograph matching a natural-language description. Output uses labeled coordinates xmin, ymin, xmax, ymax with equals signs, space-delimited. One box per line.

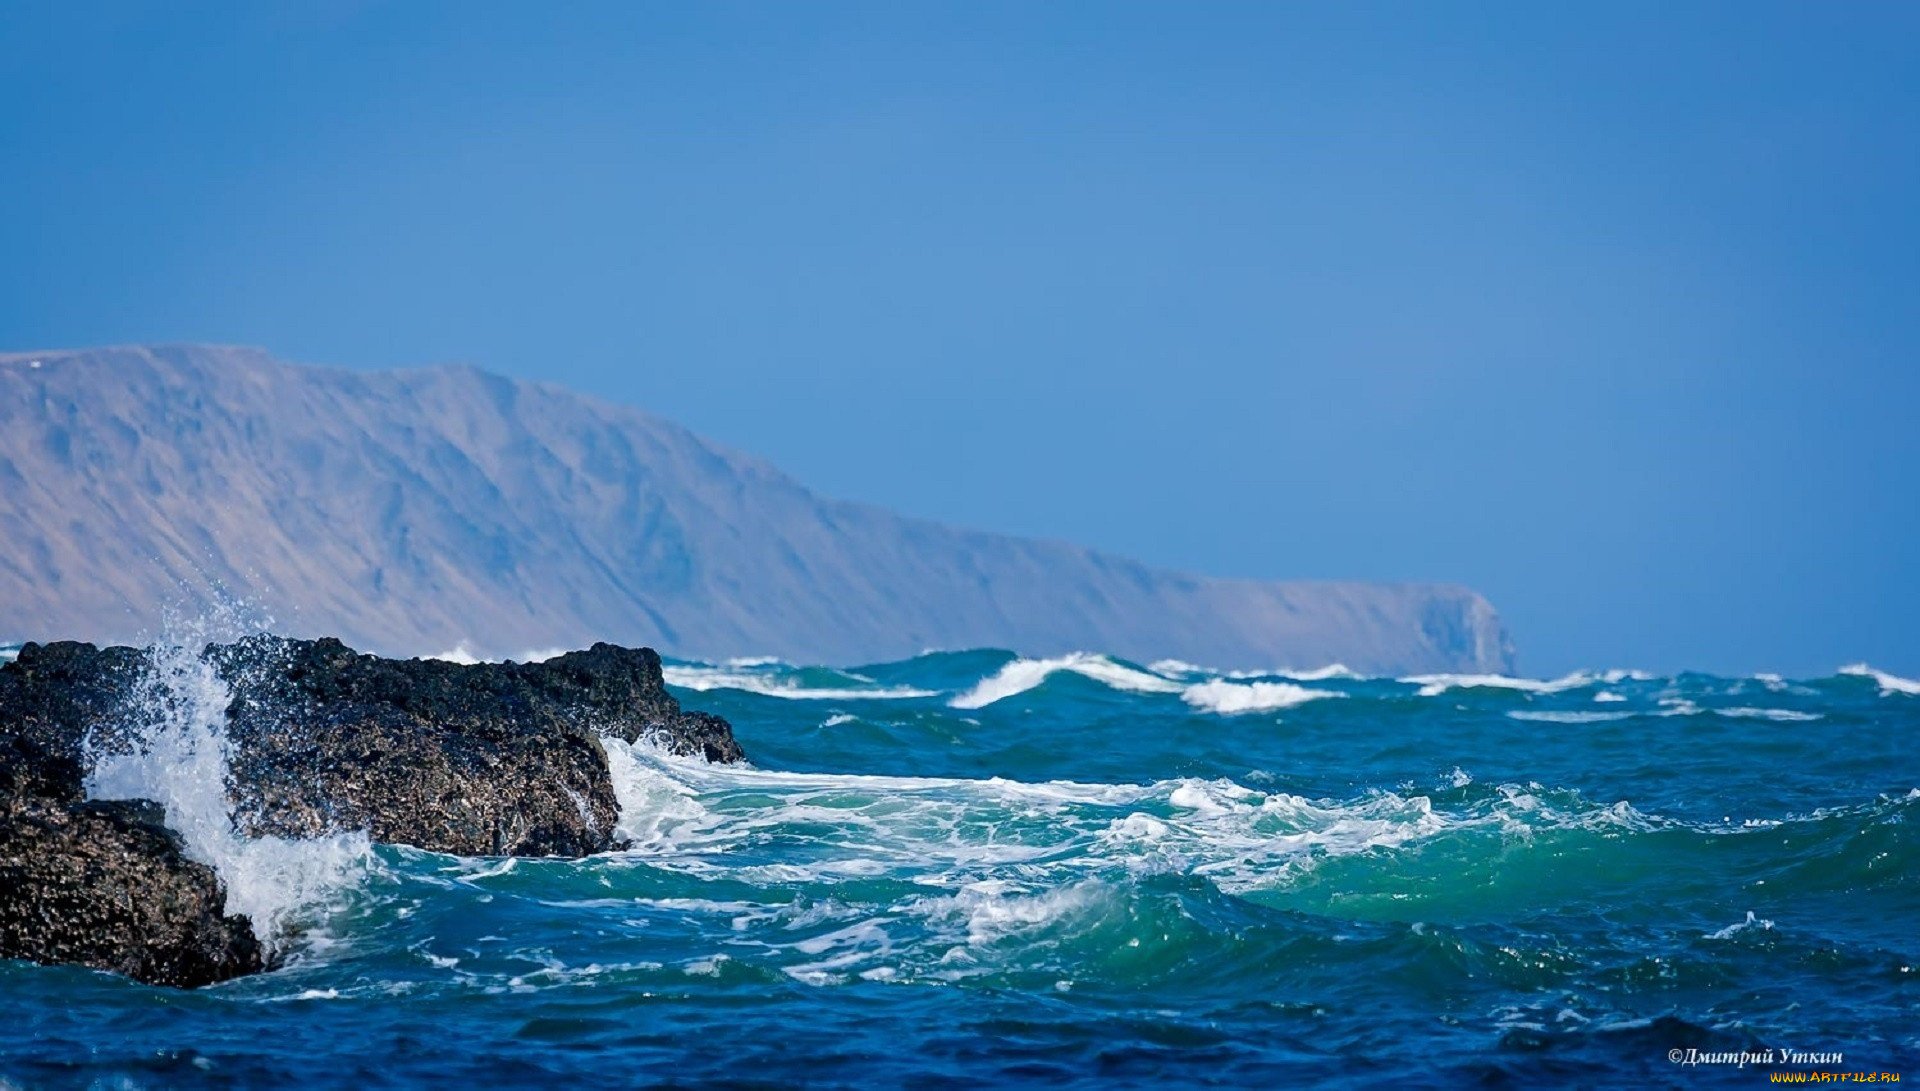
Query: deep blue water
xmin=3 ymin=649 xmax=1917 ymax=1088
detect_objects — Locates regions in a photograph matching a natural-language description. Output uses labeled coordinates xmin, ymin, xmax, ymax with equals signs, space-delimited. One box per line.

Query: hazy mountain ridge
xmin=0 ymin=344 xmax=1514 ymax=673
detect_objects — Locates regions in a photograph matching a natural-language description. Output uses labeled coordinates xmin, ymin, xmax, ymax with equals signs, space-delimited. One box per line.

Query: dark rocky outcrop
xmin=0 ymin=657 xmax=267 ymax=987
xmin=210 ymin=636 xmax=741 ymax=856
xmin=0 ymin=643 xmax=147 ymax=805
xmin=0 ymin=635 xmax=740 ymax=986
xmin=0 ymin=797 xmax=265 ymax=987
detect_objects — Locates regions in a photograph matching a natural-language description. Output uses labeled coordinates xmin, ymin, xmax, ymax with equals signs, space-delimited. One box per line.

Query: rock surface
xmin=0 ymin=797 xmax=265 ymax=987
xmin=211 ymin=636 xmax=740 ymax=855
xmin=0 ymin=635 xmax=740 ymax=985
xmin=0 ymin=650 xmax=266 ymax=986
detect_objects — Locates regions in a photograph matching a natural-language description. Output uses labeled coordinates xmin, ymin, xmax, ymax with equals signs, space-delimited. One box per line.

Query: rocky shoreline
xmin=0 ymin=637 xmax=740 ymax=987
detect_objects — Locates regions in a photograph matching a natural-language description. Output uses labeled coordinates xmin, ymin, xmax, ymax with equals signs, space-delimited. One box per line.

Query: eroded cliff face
xmin=0 ymin=636 xmax=741 ymax=986
xmin=0 ymin=344 xmax=1515 ymax=674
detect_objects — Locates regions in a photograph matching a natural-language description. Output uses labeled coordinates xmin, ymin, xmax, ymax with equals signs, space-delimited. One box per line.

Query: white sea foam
xmin=1400 ymin=671 xmax=1598 ymax=697
xmin=1840 ymin=663 xmax=1920 ymax=696
xmin=595 ymin=738 xmax=1487 ymax=908
xmin=923 ymin=879 xmax=1106 ymax=948
xmin=1505 ymin=710 xmax=1635 ymax=724
xmin=783 ymin=919 xmax=898 ymax=983
xmin=84 ymin=639 xmax=370 ymax=947
xmin=1180 ymin=679 xmax=1343 ymax=714
xmin=1715 ymin=707 xmax=1822 ymax=722
xmin=600 ymin=737 xmax=714 ymax=851
xmin=1705 ymin=910 xmax=1775 ymax=940
xmin=1148 ymin=658 xmax=1358 ymax=682
xmin=662 ymin=665 xmax=935 ymax=701
xmin=426 ymin=644 xmax=569 ymax=664
xmin=1597 ymin=669 xmax=1655 ymax=683
xmin=583 ymin=738 xmax=1713 ymax=990
xmin=954 ymin=652 xmax=1341 ymax=714
xmin=950 ymin=653 xmax=1183 ymax=708
xmin=1269 ymin=663 xmax=1360 ymax=681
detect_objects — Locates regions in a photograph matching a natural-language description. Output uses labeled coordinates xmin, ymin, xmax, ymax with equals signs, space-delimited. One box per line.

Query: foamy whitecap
xmin=662 ymin=665 xmax=935 ymax=701
xmin=1269 ymin=663 xmax=1361 ymax=682
xmin=924 ymin=879 xmax=1107 ymax=948
xmin=1597 ymin=669 xmax=1655 ymax=683
xmin=1401 ymin=671 xmax=1598 ymax=698
xmin=1505 ymin=710 xmax=1635 ymax=724
xmin=426 ymin=644 xmax=569 ymax=664
xmin=480 ymin=734 xmax=1815 ymax=999
xmin=1839 ymin=663 xmax=1920 ymax=697
xmin=950 ymin=653 xmax=1183 ymax=708
xmin=1180 ymin=679 xmax=1343 ymax=715
xmin=600 ymin=736 xmax=718 ymax=851
xmin=1715 ymin=707 xmax=1822 ymax=722
xmin=1705 ymin=910 xmax=1775 ymax=940
xmin=1148 ymin=658 xmax=1358 ymax=682
xmin=594 ymin=740 xmax=1501 ymax=902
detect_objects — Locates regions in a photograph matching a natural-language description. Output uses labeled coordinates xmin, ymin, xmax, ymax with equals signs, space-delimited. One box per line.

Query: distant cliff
xmin=0 ymin=345 xmax=1514 ymax=674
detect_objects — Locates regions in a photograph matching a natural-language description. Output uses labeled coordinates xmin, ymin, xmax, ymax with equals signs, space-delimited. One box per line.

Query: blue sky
xmin=3 ymin=2 xmax=1915 ymax=675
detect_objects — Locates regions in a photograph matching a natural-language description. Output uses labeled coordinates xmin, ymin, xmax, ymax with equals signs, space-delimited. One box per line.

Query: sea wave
xmin=1840 ymin=663 xmax=1920 ymax=696
xmin=628 ymin=648 xmax=1920 ymax=716
xmin=1505 ymin=710 xmax=1636 ymax=723
xmin=946 ymin=652 xmax=1345 ymax=715
xmin=587 ymin=738 xmax=1908 ymax=910
xmin=1149 ymin=658 xmax=1358 ymax=682
xmin=1401 ymin=671 xmax=1600 ymax=697
xmin=949 ymin=653 xmax=1183 ymax=708
xmin=1180 ymin=679 xmax=1343 ymax=714
xmin=661 ymin=665 xmax=936 ymax=701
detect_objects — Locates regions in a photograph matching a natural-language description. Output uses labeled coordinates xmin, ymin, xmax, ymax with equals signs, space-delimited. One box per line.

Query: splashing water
xmin=83 ymin=636 xmax=370 ymax=948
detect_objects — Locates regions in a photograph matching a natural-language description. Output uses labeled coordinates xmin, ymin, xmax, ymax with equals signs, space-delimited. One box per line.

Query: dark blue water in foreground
xmin=3 ymin=650 xmax=1917 ymax=1088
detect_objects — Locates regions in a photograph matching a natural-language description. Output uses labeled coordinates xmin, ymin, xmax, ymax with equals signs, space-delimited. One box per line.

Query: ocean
xmin=3 ymin=646 xmax=1916 ymax=1088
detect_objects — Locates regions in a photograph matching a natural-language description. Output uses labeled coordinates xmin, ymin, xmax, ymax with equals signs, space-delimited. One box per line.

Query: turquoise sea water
xmin=3 ymin=648 xmax=1917 ymax=1088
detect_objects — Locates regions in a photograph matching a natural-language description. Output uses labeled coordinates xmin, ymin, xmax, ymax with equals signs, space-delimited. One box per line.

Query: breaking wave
xmin=82 ymin=635 xmax=371 ymax=949
xmin=1179 ymin=678 xmax=1343 ymax=714
xmin=1840 ymin=662 xmax=1920 ymax=696
xmin=662 ymin=664 xmax=936 ymax=701
xmin=948 ymin=652 xmax=1183 ymax=708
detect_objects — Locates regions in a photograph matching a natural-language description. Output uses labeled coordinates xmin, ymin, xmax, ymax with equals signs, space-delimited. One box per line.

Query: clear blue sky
xmin=3 ymin=2 xmax=1915 ymax=676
